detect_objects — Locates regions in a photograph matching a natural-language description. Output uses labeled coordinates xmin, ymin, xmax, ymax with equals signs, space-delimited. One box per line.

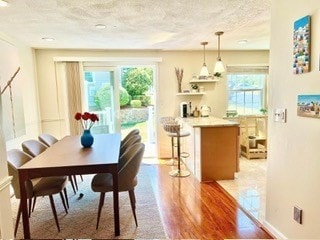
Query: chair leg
xmin=96 ymin=192 xmax=105 ymax=230
xmin=73 ymin=175 xmax=78 ymax=191
xmin=68 ymin=175 xmax=77 ymax=194
xmin=31 ymin=197 xmax=37 ymax=213
xmin=128 ymin=189 xmax=138 ymax=227
xmin=80 ymin=175 xmax=83 ymax=181
xmin=48 ymin=195 xmax=60 ymax=232
xmin=59 ymin=192 xmax=68 ymax=214
xmin=14 ymin=201 xmax=22 ymax=237
xmin=63 ymin=187 xmax=69 ymax=209
xmin=28 ymin=198 xmax=32 ymax=217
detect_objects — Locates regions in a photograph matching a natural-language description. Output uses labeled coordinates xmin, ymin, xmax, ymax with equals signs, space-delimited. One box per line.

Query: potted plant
xmin=213 ymin=72 xmax=222 ymax=80
xmin=191 ymin=83 xmax=199 ymax=93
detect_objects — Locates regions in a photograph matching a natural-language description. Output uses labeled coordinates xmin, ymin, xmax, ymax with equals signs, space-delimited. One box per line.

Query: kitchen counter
xmin=181 ymin=116 xmax=239 ymax=181
xmin=181 ymin=116 xmax=239 ymax=127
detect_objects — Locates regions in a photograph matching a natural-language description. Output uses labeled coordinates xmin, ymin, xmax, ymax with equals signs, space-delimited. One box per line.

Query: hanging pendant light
xmin=214 ymin=31 xmax=225 ymax=73
xmin=199 ymin=42 xmax=209 ymax=79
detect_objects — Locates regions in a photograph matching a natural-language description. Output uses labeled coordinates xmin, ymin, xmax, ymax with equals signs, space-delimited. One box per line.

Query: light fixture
xmin=0 ymin=0 xmax=8 ymax=7
xmin=199 ymin=41 xmax=209 ymax=79
xmin=42 ymin=37 xmax=55 ymax=42
xmin=95 ymin=24 xmax=106 ymax=29
xmin=214 ymin=31 xmax=225 ymax=73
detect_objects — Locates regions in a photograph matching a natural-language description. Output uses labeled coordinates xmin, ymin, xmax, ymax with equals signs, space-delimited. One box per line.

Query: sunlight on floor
xmin=217 ymin=156 xmax=267 ymax=224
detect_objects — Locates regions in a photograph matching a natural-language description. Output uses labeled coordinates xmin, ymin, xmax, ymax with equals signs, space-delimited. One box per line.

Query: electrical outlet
xmin=294 ymin=206 xmax=302 ymax=224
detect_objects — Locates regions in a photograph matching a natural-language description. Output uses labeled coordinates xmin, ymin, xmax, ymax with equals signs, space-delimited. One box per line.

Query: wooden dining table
xmin=18 ymin=133 xmax=121 ymax=239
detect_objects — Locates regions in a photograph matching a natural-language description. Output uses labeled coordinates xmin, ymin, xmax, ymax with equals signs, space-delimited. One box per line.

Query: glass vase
xmin=81 ymin=129 xmax=94 ymax=148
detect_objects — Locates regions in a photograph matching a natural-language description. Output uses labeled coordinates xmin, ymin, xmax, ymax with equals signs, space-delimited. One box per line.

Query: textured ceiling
xmin=0 ymin=0 xmax=271 ymax=50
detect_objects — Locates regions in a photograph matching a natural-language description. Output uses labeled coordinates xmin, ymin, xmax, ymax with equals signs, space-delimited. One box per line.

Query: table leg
xmin=112 ymin=171 xmax=120 ymax=236
xmin=18 ymin=171 xmax=30 ymax=239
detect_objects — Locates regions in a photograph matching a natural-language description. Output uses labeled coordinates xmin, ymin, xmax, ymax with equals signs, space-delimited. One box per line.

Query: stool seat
xmin=166 ymin=130 xmax=190 ymax=138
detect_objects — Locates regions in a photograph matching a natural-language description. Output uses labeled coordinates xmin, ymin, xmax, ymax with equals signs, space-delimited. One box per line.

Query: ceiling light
xmin=0 ymin=0 xmax=8 ymax=7
xmin=238 ymin=39 xmax=248 ymax=44
xmin=214 ymin=31 xmax=225 ymax=73
xmin=42 ymin=37 xmax=55 ymax=41
xmin=95 ymin=24 xmax=106 ymax=29
xmin=199 ymin=42 xmax=209 ymax=79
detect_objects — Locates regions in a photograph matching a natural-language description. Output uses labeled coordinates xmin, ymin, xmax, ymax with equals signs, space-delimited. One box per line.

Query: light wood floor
xmin=147 ymin=161 xmax=273 ymax=239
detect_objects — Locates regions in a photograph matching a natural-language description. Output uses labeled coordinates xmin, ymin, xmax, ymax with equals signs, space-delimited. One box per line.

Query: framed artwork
xmin=293 ymin=15 xmax=311 ymax=74
xmin=297 ymin=94 xmax=320 ymax=118
xmin=0 ymin=39 xmax=26 ymax=140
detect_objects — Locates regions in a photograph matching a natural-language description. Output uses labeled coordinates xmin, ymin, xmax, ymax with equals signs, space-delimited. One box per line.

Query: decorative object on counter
xmin=260 ymin=108 xmax=268 ymax=115
xmin=175 ymin=67 xmax=184 ymax=93
xmin=75 ymin=112 xmax=99 ymax=148
xmin=190 ymin=83 xmax=199 ymax=93
xmin=199 ymin=42 xmax=209 ymax=79
xmin=226 ymin=110 xmax=238 ymax=118
xmin=201 ymin=105 xmax=211 ymax=117
xmin=193 ymin=107 xmax=200 ymax=117
xmin=214 ymin=31 xmax=225 ymax=73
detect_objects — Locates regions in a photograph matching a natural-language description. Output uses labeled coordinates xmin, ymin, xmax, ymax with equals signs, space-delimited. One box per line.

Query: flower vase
xmin=81 ymin=129 xmax=94 ymax=148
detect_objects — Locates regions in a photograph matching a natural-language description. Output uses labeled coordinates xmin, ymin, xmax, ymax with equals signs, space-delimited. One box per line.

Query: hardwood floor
xmin=147 ymin=161 xmax=273 ymax=239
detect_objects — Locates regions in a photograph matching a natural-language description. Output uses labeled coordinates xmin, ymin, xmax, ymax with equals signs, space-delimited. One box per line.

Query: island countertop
xmin=181 ymin=116 xmax=239 ymax=128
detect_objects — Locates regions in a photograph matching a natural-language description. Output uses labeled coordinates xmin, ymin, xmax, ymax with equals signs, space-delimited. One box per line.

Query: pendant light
xmin=0 ymin=0 xmax=8 ymax=7
xmin=199 ymin=42 xmax=209 ymax=79
xmin=214 ymin=31 xmax=225 ymax=73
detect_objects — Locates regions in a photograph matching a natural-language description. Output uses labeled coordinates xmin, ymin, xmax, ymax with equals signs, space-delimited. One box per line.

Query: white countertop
xmin=180 ymin=116 xmax=239 ymax=127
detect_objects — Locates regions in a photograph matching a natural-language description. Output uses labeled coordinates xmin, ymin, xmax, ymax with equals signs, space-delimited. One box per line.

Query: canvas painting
xmin=297 ymin=94 xmax=320 ymax=118
xmin=0 ymin=39 xmax=26 ymax=140
xmin=293 ymin=15 xmax=310 ymax=74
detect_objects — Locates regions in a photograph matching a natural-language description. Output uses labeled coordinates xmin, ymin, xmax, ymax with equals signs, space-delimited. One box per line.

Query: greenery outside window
xmin=227 ymin=65 xmax=268 ymax=115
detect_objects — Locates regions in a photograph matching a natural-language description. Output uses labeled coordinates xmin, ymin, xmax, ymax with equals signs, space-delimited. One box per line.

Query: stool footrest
xmin=169 ymin=169 xmax=190 ymax=177
xmin=180 ymin=152 xmax=190 ymax=158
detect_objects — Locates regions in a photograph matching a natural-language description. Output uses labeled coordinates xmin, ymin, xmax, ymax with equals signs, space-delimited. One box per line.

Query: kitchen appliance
xmin=180 ymin=102 xmax=188 ymax=118
xmin=201 ymin=105 xmax=211 ymax=117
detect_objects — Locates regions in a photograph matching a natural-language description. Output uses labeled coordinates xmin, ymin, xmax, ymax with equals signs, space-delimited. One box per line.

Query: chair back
xmin=163 ymin=122 xmax=181 ymax=135
xmin=22 ymin=139 xmax=47 ymax=157
xmin=121 ymin=129 xmax=140 ymax=145
xmin=38 ymin=133 xmax=58 ymax=147
xmin=160 ymin=116 xmax=176 ymax=124
xmin=120 ymin=134 xmax=141 ymax=156
xmin=118 ymin=143 xmax=145 ymax=190
xmin=7 ymin=149 xmax=34 ymax=199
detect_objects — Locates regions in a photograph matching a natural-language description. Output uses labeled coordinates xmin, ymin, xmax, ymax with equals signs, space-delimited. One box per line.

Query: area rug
xmin=11 ymin=164 xmax=167 ymax=239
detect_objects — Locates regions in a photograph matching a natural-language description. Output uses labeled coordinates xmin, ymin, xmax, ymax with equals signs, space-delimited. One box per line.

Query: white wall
xmin=266 ymin=1 xmax=320 ymax=238
xmin=34 ymin=49 xmax=268 ymax=158
xmin=0 ymin=33 xmax=40 ymax=239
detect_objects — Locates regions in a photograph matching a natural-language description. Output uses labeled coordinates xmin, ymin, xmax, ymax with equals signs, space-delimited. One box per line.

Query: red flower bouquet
xmin=74 ymin=112 xmax=99 ymax=130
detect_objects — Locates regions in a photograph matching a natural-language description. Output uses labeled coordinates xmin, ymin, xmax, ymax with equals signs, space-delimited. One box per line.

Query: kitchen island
xmin=181 ymin=117 xmax=239 ymax=182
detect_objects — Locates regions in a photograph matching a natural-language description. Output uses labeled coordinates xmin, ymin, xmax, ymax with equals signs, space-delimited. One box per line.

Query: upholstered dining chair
xmin=21 ymin=139 xmax=78 ymax=194
xmin=38 ymin=133 xmax=58 ymax=147
xmin=7 ymin=149 xmax=69 ymax=236
xmin=119 ymin=134 xmax=142 ymax=157
xmin=91 ymin=142 xmax=145 ymax=229
xmin=121 ymin=129 xmax=140 ymax=145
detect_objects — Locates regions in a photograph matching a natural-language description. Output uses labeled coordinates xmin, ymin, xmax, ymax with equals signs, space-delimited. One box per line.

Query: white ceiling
xmin=0 ymin=0 xmax=271 ymax=50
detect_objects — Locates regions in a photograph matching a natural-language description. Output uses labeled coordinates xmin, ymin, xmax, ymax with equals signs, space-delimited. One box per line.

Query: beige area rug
xmin=11 ymin=164 xmax=167 ymax=239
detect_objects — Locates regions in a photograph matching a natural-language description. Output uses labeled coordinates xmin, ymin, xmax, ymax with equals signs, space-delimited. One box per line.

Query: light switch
xmin=274 ymin=108 xmax=287 ymax=123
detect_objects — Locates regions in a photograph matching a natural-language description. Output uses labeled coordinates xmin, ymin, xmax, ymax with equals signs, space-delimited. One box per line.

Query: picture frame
xmin=293 ymin=15 xmax=311 ymax=74
xmin=297 ymin=94 xmax=320 ymax=118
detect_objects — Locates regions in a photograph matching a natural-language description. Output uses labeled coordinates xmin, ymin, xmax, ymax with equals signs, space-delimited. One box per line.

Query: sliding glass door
xmin=82 ymin=66 xmax=120 ymax=133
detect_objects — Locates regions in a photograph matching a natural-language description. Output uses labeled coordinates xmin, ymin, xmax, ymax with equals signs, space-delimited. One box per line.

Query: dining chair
xmin=91 ymin=142 xmax=145 ymax=229
xmin=119 ymin=134 xmax=141 ymax=158
xmin=38 ymin=133 xmax=58 ymax=147
xmin=22 ymin=139 xmax=78 ymax=194
xmin=7 ymin=149 xmax=69 ymax=235
xmin=121 ymin=129 xmax=140 ymax=145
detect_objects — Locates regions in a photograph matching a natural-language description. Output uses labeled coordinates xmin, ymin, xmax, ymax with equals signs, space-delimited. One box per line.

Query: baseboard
xmin=263 ymin=220 xmax=287 ymax=239
xmin=0 ymin=176 xmax=12 ymax=192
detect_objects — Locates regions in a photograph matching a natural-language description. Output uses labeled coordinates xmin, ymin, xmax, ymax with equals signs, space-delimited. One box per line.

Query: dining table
xmin=18 ymin=133 xmax=121 ymax=239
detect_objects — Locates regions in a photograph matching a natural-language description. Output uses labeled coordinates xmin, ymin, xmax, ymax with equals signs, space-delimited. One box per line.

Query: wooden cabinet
xmin=238 ymin=115 xmax=268 ymax=159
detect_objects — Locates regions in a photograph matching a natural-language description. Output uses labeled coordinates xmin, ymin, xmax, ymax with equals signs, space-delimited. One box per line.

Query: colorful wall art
xmin=0 ymin=39 xmax=26 ymax=140
xmin=297 ymin=94 xmax=320 ymax=118
xmin=293 ymin=15 xmax=310 ymax=74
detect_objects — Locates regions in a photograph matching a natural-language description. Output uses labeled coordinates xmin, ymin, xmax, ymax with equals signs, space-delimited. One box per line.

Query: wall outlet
xmin=294 ymin=206 xmax=302 ymax=224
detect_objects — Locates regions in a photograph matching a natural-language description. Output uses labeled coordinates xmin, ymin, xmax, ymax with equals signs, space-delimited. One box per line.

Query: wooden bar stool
xmin=162 ymin=122 xmax=190 ymax=177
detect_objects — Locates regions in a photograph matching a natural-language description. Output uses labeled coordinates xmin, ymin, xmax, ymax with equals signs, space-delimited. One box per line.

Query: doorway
xmin=82 ymin=64 xmax=157 ymax=158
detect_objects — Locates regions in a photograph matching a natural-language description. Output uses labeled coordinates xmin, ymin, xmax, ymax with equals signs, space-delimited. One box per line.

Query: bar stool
xmin=160 ymin=117 xmax=178 ymax=166
xmin=162 ymin=121 xmax=190 ymax=177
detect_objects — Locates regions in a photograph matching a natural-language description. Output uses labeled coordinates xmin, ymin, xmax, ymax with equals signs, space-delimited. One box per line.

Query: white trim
xmin=53 ymin=57 xmax=163 ymax=63
xmin=0 ymin=176 xmax=12 ymax=192
xmin=263 ymin=220 xmax=287 ymax=239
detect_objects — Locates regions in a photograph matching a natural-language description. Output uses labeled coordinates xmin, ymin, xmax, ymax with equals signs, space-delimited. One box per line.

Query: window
xmin=227 ymin=65 xmax=268 ymax=115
